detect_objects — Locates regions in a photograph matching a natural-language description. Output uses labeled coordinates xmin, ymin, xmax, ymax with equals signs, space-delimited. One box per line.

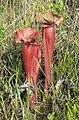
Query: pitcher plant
xmin=34 ymin=12 xmax=64 ymax=94
xmin=15 ymin=28 xmax=41 ymax=108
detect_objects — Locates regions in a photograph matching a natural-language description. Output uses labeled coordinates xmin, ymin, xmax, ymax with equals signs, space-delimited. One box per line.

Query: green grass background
xmin=0 ymin=0 xmax=79 ymax=120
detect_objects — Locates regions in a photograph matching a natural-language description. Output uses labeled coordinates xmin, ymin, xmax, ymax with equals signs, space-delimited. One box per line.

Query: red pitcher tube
xmin=22 ymin=43 xmax=41 ymax=108
xmin=42 ymin=24 xmax=55 ymax=93
xmin=22 ymin=43 xmax=41 ymax=90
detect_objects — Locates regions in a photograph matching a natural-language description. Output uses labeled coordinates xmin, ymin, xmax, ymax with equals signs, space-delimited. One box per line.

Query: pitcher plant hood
xmin=34 ymin=11 xmax=64 ymax=26
xmin=15 ymin=28 xmax=40 ymax=44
